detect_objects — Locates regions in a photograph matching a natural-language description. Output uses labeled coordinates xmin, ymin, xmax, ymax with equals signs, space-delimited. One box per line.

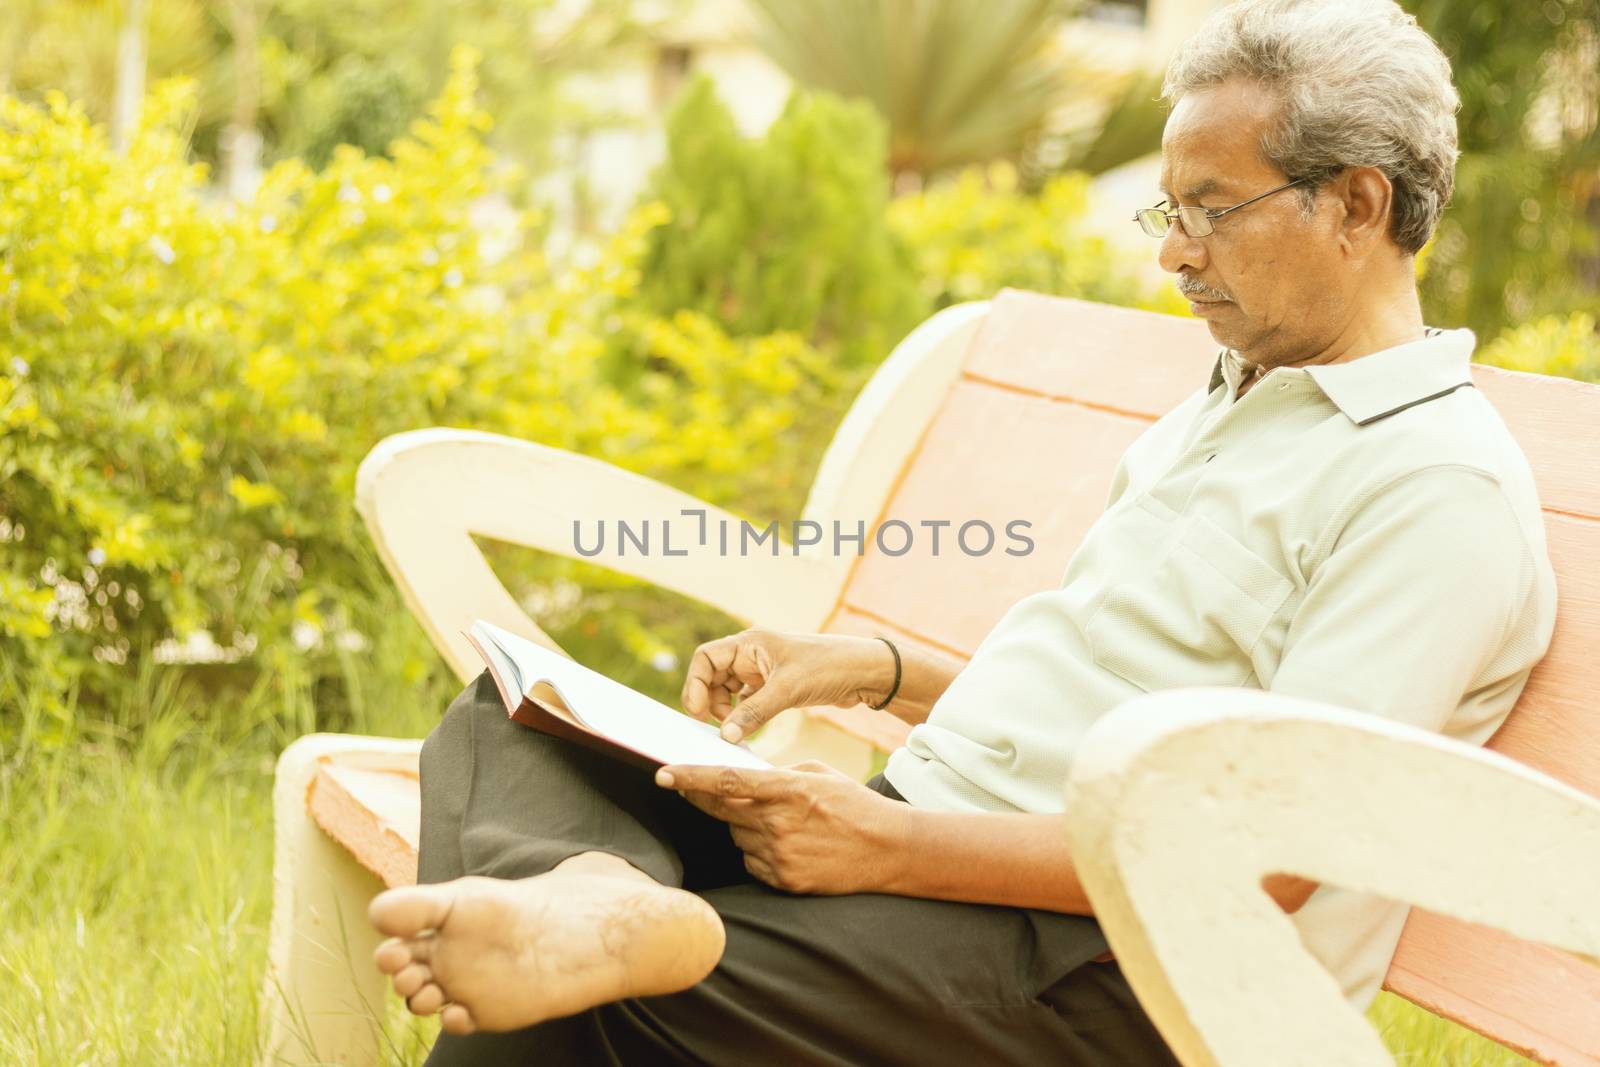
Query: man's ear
xmin=1337 ymin=166 xmax=1394 ymax=255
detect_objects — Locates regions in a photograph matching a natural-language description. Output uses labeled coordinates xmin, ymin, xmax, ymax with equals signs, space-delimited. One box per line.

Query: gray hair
xmin=1162 ymin=0 xmax=1460 ymax=254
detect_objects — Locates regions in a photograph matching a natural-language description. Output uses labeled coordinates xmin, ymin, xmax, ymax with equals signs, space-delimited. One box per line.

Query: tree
xmin=110 ymin=0 xmax=147 ymax=152
xmin=1405 ymin=0 xmax=1600 ymax=340
xmin=746 ymin=0 xmax=1080 ymax=188
xmin=0 ymin=0 xmax=681 ymax=190
xmin=634 ymin=76 xmax=925 ymax=365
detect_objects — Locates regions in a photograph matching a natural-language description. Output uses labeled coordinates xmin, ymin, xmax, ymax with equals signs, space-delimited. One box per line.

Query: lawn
xmin=0 ymin=635 xmax=1537 ymax=1066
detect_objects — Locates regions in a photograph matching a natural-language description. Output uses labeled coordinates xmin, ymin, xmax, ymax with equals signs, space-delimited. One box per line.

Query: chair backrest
xmin=817 ymin=289 xmax=1600 ymax=1063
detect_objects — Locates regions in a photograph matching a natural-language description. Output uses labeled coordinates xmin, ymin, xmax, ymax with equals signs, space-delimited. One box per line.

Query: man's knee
xmin=421 ymin=670 xmax=495 ymax=776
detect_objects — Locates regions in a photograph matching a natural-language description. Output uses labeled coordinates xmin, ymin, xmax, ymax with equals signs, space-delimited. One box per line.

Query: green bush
xmin=0 ymin=50 xmax=840 ymax=732
xmin=636 ymin=77 xmax=1186 ymax=361
xmin=888 ymin=160 xmax=1188 ymax=316
xmin=2 ymin=0 xmax=670 ymax=190
xmin=0 ymin=57 xmax=1233 ymax=737
xmin=1478 ymin=311 xmax=1600 ymax=382
xmin=636 ymin=75 xmax=926 ymax=366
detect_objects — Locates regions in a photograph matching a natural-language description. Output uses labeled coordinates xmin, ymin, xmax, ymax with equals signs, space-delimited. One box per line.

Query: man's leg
xmin=370 ymin=670 xmax=750 ymax=1038
xmin=421 ymin=763 xmax=1180 ymax=1067
xmin=412 ymin=669 xmax=751 ymax=891
xmin=425 ymin=874 xmax=1178 ymax=1066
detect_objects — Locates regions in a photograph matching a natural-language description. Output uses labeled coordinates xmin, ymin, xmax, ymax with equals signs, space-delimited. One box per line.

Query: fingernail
xmin=721 ymin=724 xmax=740 ymax=742
xmin=655 ymin=769 xmax=674 ymax=787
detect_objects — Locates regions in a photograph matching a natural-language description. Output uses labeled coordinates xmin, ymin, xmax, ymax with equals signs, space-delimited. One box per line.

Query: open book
xmin=462 ymin=619 xmax=773 ymax=773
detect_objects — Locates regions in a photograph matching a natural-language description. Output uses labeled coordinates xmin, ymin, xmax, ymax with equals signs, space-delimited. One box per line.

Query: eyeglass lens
xmin=1136 ymin=207 xmax=1214 ymax=238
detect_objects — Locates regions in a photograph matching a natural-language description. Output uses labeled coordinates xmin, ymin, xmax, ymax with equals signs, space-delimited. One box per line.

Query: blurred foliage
xmin=0 ymin=48 xmax=1186 ymax=730
xmin=1405 ymin=0 xmax=1600 ymax=342
xmin=0 ymin=0 xmax=673 ymax=175
xmin=0 ymin=50 xmax=841 ymax=729
xmin=635 ymin=76 xmax=925 ymax=366
xmin=743 ymin=0 xmax=1175 ymax=189
xmin=638 ymin=75 xmax=1183 ymax=366
xmin=1478 ymin=311 xmax=1600 ymax=381
xmin=889 ymin=159 xmax=1188 ymax=314
xmin=1033 ymin=67 xmax=1170 ymax=180
xmin=747 ymin=0 xmax=1082 ymax=185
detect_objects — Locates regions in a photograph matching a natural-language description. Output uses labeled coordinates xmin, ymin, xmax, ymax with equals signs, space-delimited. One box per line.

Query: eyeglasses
xmin=1133 ymin=178 xmax=1308 ymax=238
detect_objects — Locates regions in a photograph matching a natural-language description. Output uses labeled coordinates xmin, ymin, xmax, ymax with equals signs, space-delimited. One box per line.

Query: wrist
xmin=863 ymin=794 xmax=917 ymax=894
xmin=842 ymin=635 xmax=899 ymax=709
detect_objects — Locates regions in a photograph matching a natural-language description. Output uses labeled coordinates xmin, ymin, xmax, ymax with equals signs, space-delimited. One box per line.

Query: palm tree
xmin=746 ymin=0 xmax=1078 ymax=189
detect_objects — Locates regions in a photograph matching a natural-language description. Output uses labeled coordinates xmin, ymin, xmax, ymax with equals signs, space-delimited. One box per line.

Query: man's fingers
xmin=680 ymin=675 xmax=711 ymax=722
xmin=720 ymin=693 xmax=773 ymax=743
xmin=680 ymin=671 xmax=736 ymax=724
xmin=743 ymin=852 xmax=779 ymax=887
xmin=657 ymin=764 xmax=788 ymax=800
xmin=681 ymin=637 xmax=741 ymax=721
xmin=674 ymin=787 xmax=758 ymax=825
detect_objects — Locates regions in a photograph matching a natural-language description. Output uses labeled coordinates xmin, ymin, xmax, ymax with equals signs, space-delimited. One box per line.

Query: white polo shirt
xmin=883 ymin=326 xmax=1558 ymax=1010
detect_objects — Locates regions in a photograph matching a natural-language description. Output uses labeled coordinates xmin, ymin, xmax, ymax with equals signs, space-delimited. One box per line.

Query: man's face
xmin=1157 ymin=78 xmax=1349 ymax=365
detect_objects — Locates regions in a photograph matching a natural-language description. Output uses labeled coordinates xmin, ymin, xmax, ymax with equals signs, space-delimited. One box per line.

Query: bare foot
xmin=369 ymin=865 xmax=725 ymax=1035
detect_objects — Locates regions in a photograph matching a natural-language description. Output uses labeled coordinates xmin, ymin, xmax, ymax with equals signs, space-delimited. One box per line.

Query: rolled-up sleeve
xmin=1268 ymin=464 xmax=1539 ymax=733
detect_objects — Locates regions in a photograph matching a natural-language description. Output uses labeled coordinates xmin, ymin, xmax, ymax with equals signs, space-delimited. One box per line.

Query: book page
xmin=471 ymin=620 xmax=772 ymax=770
xmin=469 ymin=629 xmax=525 ymax=712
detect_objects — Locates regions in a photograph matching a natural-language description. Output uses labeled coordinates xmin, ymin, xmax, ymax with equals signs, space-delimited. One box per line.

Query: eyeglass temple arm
xmin=1211 ymin=177 xmax=1307 ymax=219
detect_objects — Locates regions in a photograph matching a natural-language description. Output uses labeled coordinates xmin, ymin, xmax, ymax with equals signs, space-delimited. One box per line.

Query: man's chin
xmin=1196 ymin=306 xmax=1244 ymax=346
xmin=1201 ymin=318 xmax=1234 ymax=345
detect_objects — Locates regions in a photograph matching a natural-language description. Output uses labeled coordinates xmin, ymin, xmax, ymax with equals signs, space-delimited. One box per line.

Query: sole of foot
xmin=370 ymin=868 xmax=726 ymax=1034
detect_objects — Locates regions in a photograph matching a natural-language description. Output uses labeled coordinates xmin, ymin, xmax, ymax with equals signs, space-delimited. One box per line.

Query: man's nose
xmin=1157 ymin=220 xmax=1207 ymax=275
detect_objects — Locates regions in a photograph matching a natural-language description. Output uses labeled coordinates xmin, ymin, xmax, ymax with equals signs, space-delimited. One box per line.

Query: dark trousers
xmin=417 ymin=670 xmax=1180 ymax=1067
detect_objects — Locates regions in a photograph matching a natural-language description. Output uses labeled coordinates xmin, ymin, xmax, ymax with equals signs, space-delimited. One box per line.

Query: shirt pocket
xmin=1084 ymin=513 xmax=1294 ymax=692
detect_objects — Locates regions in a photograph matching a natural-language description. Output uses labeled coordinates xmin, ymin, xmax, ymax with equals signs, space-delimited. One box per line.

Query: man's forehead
xmin=1159 ymin=80 xmax=1279 ymax=199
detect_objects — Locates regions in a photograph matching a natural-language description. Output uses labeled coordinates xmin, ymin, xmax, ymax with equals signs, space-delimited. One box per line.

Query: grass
xmin=1370 ymin=994 xmax=1538 ymax=1067
xmin=0 ymin=621 xmax=1540 ymax=1065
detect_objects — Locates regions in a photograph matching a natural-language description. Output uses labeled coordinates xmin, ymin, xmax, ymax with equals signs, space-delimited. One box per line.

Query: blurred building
xmin=538 ymin=0 xmax=791 ymax=258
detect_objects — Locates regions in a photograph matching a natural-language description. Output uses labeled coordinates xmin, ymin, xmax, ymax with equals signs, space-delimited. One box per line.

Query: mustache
xmin=1177 ymin=274 xmax=1231 ymax=301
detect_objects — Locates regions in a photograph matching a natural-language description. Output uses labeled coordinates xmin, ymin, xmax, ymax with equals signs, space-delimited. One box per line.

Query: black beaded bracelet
xmin=868 ymin=636 xmax=901 ymax=710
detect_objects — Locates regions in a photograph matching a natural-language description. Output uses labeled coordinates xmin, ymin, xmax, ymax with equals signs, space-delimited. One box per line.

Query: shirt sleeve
xmin=1268 ymin=464 xmax=1536 ymax=734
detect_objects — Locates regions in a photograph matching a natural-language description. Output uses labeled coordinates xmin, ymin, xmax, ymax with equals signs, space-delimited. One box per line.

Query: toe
xmin=370 ymin=884 xmax=454 ymax=938
xmin=404 ymin=935 xmax=434 ymax=964
xmin=440 ymin=1004 xmax=477 ymax=1035
xmin=391 ymin=962 xmax=432 ymax=998
xmin=373 ymin=937 xmax=414 ymax=974
xmin=407 ymin=982 xmax=447 ymax=1016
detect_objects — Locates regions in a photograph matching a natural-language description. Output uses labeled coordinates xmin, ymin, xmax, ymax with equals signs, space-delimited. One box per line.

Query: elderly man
xmin=368 ymin=1 xmax=1557 ymax=1063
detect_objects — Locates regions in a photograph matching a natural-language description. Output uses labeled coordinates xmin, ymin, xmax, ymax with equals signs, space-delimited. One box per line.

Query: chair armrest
xmin=356 ymin=429 xmax=844 ymax=682
xmin=262 ymin=734 xmax=425 ymax=1067
xmin=1063 ymin=688 xmax=1600 ymax=1067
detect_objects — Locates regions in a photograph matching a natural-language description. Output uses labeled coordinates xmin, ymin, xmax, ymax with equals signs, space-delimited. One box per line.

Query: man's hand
xmin=656 ymin=761 xmax=908 ymax=895
xmin=680 ymin=630 xmax=899 ymax=743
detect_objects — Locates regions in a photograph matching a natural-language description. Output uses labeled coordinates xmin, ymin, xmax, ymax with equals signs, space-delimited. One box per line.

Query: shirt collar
xmin=1207 ymin=327 xmax=1478 ymax=426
